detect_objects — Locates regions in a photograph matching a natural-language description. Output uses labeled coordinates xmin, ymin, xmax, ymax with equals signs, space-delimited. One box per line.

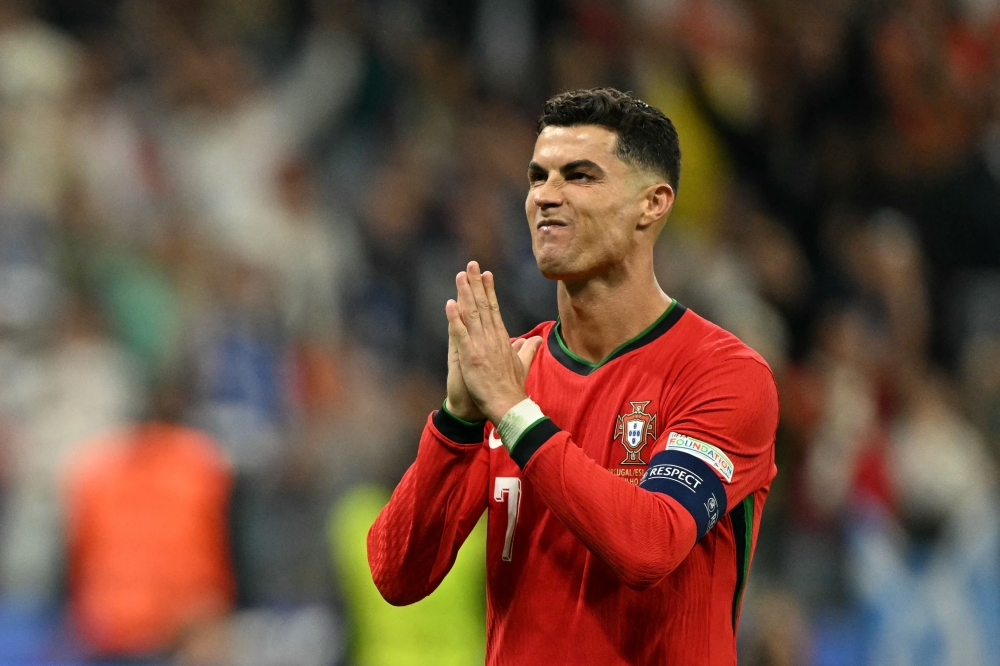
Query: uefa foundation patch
xmin=665 ymin=432 xmax=734 ymax=483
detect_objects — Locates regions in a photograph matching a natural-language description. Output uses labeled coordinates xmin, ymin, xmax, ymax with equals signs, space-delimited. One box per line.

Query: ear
xmin=636 ymin=183 xmax=675 ymax=232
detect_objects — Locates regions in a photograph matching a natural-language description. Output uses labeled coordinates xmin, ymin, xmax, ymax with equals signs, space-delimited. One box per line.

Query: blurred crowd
xmin=0 ymin=0 xmax=999 ymax=663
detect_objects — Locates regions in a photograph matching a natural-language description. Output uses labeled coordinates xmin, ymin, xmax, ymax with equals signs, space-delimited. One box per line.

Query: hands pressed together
xmin=444 ymin=261 xmax=544 ymax=426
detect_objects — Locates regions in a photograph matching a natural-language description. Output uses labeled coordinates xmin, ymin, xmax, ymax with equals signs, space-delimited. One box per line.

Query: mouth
xmin=536 ymin=219 xmax=569 ymax=231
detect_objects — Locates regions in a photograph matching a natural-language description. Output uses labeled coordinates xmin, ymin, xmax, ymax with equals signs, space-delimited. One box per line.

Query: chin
xmin=534 ymin=253 xmax=587 ymax=281
xmin=534 ymin=248 xmax=568 ymax=278
xmin=536 ymin=248 xmax=626 ymax=282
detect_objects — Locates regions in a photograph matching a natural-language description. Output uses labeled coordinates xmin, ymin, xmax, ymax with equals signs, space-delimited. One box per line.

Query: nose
xmin=531 ymin=179 xmax=564 ymax=212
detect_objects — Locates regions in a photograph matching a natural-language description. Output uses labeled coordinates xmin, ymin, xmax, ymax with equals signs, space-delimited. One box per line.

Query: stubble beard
xmin=534 ymin=245 xmax=626 ymax=286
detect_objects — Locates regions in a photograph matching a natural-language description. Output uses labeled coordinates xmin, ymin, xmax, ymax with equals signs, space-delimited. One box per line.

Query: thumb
xmin=517 ymin=335 xmax=544 ymax=372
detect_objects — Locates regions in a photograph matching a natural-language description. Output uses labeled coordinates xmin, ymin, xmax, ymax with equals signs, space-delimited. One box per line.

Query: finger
xmin=446 ymin=299 xmax=471 ymax=345
xmin=455 ymin=272 xmax=484 ymax=336
xmin=481 ymin=270 xmax=510 ymax=340
xmin=467 ymin=261 xmax=497 ymax=336
xmin=447 ymin=313 xmax=461 ymax=365
xmin=511 ymin=338 xmax=526 ymax=353
xmin=516 ymin=335 xmax=544 ymax=373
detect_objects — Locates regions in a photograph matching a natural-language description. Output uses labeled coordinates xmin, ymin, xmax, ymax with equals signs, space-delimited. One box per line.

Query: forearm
xmin=513 ymin=422 xmax=697 ymax=590
xmin=368 ymin=411 xmax=488 ymax=605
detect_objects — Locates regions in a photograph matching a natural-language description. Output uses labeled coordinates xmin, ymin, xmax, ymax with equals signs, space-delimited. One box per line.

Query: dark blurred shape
xmin=740 ymin=589 xmax=810 ymax=666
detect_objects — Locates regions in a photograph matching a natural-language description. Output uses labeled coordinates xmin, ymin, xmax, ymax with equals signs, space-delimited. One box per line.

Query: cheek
xmin=581 ymin=200 xmax=631 ymax=249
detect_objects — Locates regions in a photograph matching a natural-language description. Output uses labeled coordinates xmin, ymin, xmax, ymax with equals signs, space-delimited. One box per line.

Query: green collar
xmin=548 ymin=300 xmax=685 ymax=376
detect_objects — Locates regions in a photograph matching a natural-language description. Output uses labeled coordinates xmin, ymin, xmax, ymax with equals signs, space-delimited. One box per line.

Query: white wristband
xmin=497 ymin=398 xmax=547 ymax=453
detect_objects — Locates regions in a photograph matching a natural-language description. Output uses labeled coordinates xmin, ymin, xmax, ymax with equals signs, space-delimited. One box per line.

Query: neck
xmin=556 ymin=250 xmax=671 ymax=364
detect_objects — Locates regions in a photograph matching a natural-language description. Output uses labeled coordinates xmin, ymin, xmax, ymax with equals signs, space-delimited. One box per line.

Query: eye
xmin=528 ymin=171 xmax=546 ymax=185
xmin=567 ymin=172 xmax=592 ymax=182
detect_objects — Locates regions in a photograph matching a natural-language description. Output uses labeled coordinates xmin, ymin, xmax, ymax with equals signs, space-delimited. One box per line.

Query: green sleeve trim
xmin=509 ymin=418 xmax=561 ymax=469
xmin=507 ymin=416 xmax=550 ymax=454
xmin=440 ymin=399 xmax=486 ymax=427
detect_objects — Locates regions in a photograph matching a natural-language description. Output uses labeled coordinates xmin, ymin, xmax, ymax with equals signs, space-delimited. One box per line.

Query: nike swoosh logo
xmin=489 ymin=430 xmax=503 ymax=449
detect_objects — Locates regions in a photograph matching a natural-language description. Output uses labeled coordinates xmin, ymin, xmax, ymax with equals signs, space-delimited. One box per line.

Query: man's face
xmin=525 ymin=125 xmax=650 ymax=280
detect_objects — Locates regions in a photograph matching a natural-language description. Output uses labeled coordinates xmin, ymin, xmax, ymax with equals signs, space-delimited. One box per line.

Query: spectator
xmin=329 ymin=485 xmax=486 ymax=666
xmin=64 ymin=380 xmax=234 ymax=660
xmin=0 ymin=293 xmax=142 ymax=602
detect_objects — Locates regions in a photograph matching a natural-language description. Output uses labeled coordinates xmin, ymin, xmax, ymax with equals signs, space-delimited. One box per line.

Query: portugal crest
xmin=614 ymin=401 xmax=657 ymax=465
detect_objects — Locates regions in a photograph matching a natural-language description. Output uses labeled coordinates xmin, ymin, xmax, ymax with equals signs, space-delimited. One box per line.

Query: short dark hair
xmin=537 ymin=88 xmax=681 ymax=193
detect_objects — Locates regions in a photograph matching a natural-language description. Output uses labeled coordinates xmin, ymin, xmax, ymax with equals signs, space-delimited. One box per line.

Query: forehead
xmin=532 ymin=125 xmax=621 ymax=167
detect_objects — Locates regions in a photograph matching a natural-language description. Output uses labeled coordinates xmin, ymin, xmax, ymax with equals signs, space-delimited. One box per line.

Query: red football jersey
xmin=369 ymin=301 xmax=779 ymax=665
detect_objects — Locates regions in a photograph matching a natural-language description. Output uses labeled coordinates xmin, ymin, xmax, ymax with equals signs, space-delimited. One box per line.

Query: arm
xmin=518 ymin=423 xmax=699 ymax=589
xmin=369 ymin=261 xmax=501 ymax=606
xmin=367 ymin=409 xmax=489 ymax=605
xmin=510 ymin=357 xmax=777 ymax=589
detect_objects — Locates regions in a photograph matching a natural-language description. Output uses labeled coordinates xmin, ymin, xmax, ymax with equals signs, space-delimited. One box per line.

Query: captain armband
xmin=639 ymin=449 xmax=728 ymax=541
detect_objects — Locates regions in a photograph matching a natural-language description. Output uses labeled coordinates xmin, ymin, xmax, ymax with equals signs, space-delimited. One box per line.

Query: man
xmin=66 ymin=379 xmax=234 ymax=659
xmin=368 ymin=88 xmax=778 ymax=665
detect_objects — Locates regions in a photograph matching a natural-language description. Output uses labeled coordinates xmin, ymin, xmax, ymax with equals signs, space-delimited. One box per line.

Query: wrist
xmin=434 ymin=399 xmax=486 ymax=445
xmin=496 ymin=398 xmax=547 ymax=454
xmin=484 ymin=391 xmax=528 ymax=426
xmin=443 ymin=398 xmax=485 ymax=425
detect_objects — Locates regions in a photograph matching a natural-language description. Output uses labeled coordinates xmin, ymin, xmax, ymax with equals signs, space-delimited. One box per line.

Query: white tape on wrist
xmin=497 ymin=398 xmax=546 ymax=453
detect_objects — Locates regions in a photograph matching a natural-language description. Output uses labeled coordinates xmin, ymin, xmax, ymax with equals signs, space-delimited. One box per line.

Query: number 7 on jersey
xmin=494 ymin=477 xmax=521 ymax=561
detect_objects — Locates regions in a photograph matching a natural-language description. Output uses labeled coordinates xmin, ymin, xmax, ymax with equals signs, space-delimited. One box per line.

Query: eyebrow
xmin=561 ymin=159 xmax=602 ymax=174
xmin=527 ymin=159 xmax=605 ymax=177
